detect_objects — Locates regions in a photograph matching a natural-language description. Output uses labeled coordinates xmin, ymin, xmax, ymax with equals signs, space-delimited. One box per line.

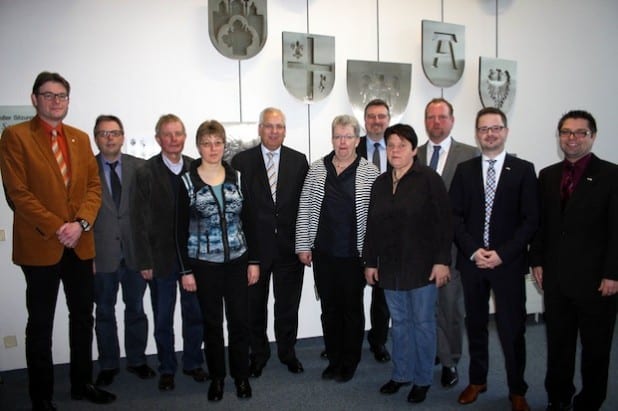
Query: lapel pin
xmin=586 ymin=177 xmax=592 ymax=181
xmin=505 ymin=166 xmax=511 ymax=170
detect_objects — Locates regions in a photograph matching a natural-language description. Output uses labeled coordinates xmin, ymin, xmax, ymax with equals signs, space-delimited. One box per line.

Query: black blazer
xmin=449 ymin=154 xmax=539 ymax=276
xmin=357 ymin=136 xmax=392 ymax=172
xmin=232 ymin=144 xmax=308 ymax=267
xmin=529 ymin=154 xmax=618 ymax=299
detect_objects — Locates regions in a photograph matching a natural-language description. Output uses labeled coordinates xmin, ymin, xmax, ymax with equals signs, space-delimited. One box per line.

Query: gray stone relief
xmin=479 ymin=57 xmax=517 ymax=113
xmin=422 ymin=20 xmax=465 ymax=88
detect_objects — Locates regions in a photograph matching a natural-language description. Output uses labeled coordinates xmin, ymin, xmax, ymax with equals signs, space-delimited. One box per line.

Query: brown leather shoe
xmin=510 ymin=394 xmax=531 ymax=411
xmin=458 ymin=384 xmax=487 ymax=404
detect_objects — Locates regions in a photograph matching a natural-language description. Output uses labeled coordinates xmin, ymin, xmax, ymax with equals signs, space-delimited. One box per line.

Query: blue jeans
xmin=94 ymin=262 xmax=148 ymax=369
xmin=385 ymin=284 xmax=437 ymax=386
xmin=149 ymin=269 xmax=204 ymax=374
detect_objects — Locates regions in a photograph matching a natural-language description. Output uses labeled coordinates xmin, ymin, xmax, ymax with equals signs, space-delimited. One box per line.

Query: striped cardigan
xmin=295 ymin=153 xmax=380 ymax=255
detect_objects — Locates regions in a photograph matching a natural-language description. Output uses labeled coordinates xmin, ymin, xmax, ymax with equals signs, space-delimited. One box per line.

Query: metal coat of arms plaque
xmin=422 ymin=20 xmax=465 ymax=88
xmin=208 ymin=0 xmax=267 ymax=60
xmin=282 ymin=31 xmax=335 ymax=103
xmin=479 ymin=57 xmax=517 ymax=113
xmin=346 ymin=60 xmax=412 ymax=124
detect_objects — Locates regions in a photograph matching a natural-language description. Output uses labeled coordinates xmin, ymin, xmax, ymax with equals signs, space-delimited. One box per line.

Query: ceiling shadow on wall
xmin=477 ymin=0 xmax=515 ymax=14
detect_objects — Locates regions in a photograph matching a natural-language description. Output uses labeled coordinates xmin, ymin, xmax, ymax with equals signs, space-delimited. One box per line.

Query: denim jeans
xmin=94 ymin=262 xmax=148 ymax=369
xmin=385 ymin=284 xmax=437 ymax=386
xmin=149 ymin=269 xmax=204 ymax=374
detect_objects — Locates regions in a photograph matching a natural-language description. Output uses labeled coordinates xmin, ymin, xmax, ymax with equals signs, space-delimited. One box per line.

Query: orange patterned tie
xmin=51 ymin=129 xmax=70 ymax=187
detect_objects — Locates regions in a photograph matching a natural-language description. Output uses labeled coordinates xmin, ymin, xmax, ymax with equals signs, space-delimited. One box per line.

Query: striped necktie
xmin=483 ymin=159 xmax=497 ymax=248
xmin=51 ymin=129 xmax=70 ymax=187
xmin=266 ymin=151 xmax=277 ymax=203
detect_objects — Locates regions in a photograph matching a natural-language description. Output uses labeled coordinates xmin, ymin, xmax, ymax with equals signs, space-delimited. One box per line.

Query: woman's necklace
xmin=333 ymin=156 xmax=356 ymax=171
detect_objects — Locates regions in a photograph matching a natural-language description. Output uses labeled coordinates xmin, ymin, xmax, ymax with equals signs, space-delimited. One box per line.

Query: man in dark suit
xmin=232 ymin=107 xmax=309 ymax=377
xmin=417 ymin=98 xmax=479 ymax=388
xmin=92 ymin=115 xmax=156 ymax=386
xmin=530 ymin=110 xmax=618 ymax=411
xmin=0 ymin=71 xmax=115 ymax=410
xmin=449 ymin=107 xmax=538 ymax=411
xmin=132 ymin=114 xmax=206 ymax=391
xmin=356 ymin=99 xmax=392 ymax=363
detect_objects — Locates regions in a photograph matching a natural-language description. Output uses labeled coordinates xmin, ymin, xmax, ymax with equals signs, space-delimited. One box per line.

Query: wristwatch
xmin=77 ymin=218 xmax=91 ymax=232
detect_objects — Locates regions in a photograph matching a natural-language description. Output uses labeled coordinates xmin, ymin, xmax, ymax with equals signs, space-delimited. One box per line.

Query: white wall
xmin=1 ymin=0 xmax=616 ymax=371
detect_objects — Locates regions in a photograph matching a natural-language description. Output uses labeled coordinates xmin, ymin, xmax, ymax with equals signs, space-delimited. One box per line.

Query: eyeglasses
xmin=558 ymin=129 xmax=591 ymax=139
xmin=38 ymin=92 xmax=69 ymax=102
xmin=199 ymin=140 xmax=224 ymax=148
xmin=95 ymin=130 xmax=123 ymax=138
xmin=366 ymin=113 xmax=389 ymax=120
xmin=332 ymin=135 xmax=357 ymax=141
xmin=477 ymin=125 xmax=505 ymax=134
xmin=261 ymin=123 xmax=285 ymax=131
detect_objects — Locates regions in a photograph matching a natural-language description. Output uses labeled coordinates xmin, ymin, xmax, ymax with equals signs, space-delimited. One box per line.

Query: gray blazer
xmin=417 ymin=138 xmax=479 ymax=190
xmin=94 ymin=153 xmax=145 ymax=273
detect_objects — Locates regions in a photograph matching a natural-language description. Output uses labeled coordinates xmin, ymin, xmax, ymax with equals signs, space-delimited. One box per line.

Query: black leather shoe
xmin=32 ymin=400 xmax=57 ymax=411
xmin=208 ymin=379 xmax=224 ymax=402
xmin=546 ymin=402 xmax=572 ymax=411
xmin=95 ymin=368 xmax=119 ymax=386
xmin=158 ymin=373 xmax=175 ymax=391
xmin=321 ymin=365 xmax=340 ymax=380
xmin=380 ymin=379 xmax=411 ymax=394
xmin=249 ymin=359 xmax=265 ymax=378
xmin=284 ymin=358 xmax=304 ymax=374
xmin=71 ymin=384 xmax=116 ymax=404
xmin=335 ymin=366 xmax=356 ymax=383
xmin=370 ymin=345 xmax=391 ymax=363
xmin=441 ymin=365 xmax=459 ymax=387
xmin=127 ymin=364 xmax=156 ymax=379
xmin=235 ymin=378 xmax=252 ymax=399
xmin=183 ymin=367 xmax=208 ymax=382
xmin=408 ymin=385 xmax=430 ymax=403
xmin=320 ymin=349 xmax=328 ymax=360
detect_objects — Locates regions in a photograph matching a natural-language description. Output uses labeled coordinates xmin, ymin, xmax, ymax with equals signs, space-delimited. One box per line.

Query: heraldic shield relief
xmin=347 ymin=60 xmax=412 ymax=124
xmin=282 ymin=32 xmax=335 ymax=103
xmin=208 ymin=0 xmax=267 ymax=60
xmin=479 ymin=57 xmax=517 ymax=113
xmin=422 ymin=20 xmax=465 ymax=88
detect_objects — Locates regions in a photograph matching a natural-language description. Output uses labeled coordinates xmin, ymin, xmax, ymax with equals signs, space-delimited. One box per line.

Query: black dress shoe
xmin=235 ymin=378 xmax=252 ymax=399
xmin=441 ymin=365 xmax=459 ymax=387
xmin=408 ymin=385 xmax=430 ymax=403
xmin=249 ymin=359 xmax=265 ymax=378
xmin=208 ymin=379 xmax=224 ymax=402
xmin=32 ymin=400 xmax=57 ymax=411
xmin=158 ymin=373 xmax=175 ymax=391
xmin=320 ymin=349 xmax=328 ymax=360
xmin=127 ymin=364 xmax=156 ymax=379
xmin=183 ymin=367 xmax=208 ymax=382
xmin=370 ymin=345 xmax=391 ymax=363
xmin=380 ymin=379 xmax=411 ymax=394
xmin=284 ymin=358 xmax=304 ymax=374
xmin=71 ymin=384 xmax=116 ymax=404
xmin=321 ymin=365 xmax=340 ymax=380
xmin=95 ymin=368 xmax=119 ymax=386
xmin=335 ymin=366 xmax=356 ymax=383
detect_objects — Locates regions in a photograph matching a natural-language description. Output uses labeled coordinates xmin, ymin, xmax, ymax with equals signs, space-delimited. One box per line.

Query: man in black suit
xmin=356 ymin=99 xmax=392 ymax=363
xmin=232 ymin=107 xmax=309 ymax=377
xmin=449 ymin=107 xmax=538 ymax=411
xmin=92 ymin=115 xmax=156 ymax=387
xmin=530 ymin=110 xmax=618 ymax=411
xmin=417 ymin=98 xmax=479 ymax=388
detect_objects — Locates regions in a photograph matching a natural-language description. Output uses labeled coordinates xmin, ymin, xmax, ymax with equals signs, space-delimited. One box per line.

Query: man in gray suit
xmin=417 ymin=98 xmax=478 ymax=388
xmin=92 ymin=115 xmax=155 ymax=386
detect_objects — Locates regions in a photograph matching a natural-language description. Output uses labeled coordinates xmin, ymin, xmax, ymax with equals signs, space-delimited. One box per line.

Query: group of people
xmin=0 ymin=71 xmax=616 ymax=411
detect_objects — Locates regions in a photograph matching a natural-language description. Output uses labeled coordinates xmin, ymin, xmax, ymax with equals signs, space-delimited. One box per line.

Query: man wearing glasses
xmin=0 ymin=72 xmax=115 ymax=410
xmin=449 ymin=107 xmax=539 ymax=411
xmin=530 ymin=110 xmax=618 ymax=411
xmin=91 ymin=115 xmax=156 ymax=387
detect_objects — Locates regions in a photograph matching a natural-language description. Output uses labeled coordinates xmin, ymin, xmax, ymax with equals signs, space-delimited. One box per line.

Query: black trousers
xmin=367 ymin=285 xmax=390 ymax=348
xmin=21 ymin=249 xmax=94 ymax=403
xmin=192 ymin=255 xmax=249 ymax=380
xmin=544 ymin=288 xmax=617 ymax=411
xmin=248 ymin=256 xmax=304 ymax=366
xmin=313 ymin=250 xmax=365 ymax=371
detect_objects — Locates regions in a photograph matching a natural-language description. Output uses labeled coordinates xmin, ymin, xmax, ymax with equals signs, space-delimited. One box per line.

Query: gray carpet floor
xmin=1 ymin=317 xmax=616 ymax=410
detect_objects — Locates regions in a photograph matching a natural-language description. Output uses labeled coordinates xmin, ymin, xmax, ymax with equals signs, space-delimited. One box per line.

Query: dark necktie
xmin=372 ymin=142 xmax=381 ymax=171
xmin=429 ymin=145 xmax=441 ymax=171
xmin=562 ymin=163 xmax=575 ymax=202
xmin=107 ymin=161 xmax=122 ymax=209
xmin=483 ymin=159 xmax=497 ymax=248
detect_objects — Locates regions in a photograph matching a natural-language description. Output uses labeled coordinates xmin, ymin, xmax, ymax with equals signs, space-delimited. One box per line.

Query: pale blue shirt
xmin=367 ymin=137 xmax=387 ymax=173
xmin=261 ymin=144 xmax=281 ymax=172
xmin=162 ymin=153 xmax=184 ymax=175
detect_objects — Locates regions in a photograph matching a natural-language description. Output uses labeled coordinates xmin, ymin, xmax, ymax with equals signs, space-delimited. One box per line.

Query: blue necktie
xmin=429 ymin=145 xmax=441 ymax=171
xmin=372 ymin=142 xmax=381 ymax=171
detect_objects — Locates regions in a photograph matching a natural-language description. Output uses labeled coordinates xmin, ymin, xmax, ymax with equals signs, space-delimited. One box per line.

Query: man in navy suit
xmin=92 ymin=115 xmax=155 ymax=387
xmin=449 ymin=107 xmax=538 ymax=411
xmin=356 ymin=99 xmax=392 ymax=363
xmin=530 ymin=110 xmax=618 ymax=411
xmin=232 ymin=107 xmax=309 ymax=377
